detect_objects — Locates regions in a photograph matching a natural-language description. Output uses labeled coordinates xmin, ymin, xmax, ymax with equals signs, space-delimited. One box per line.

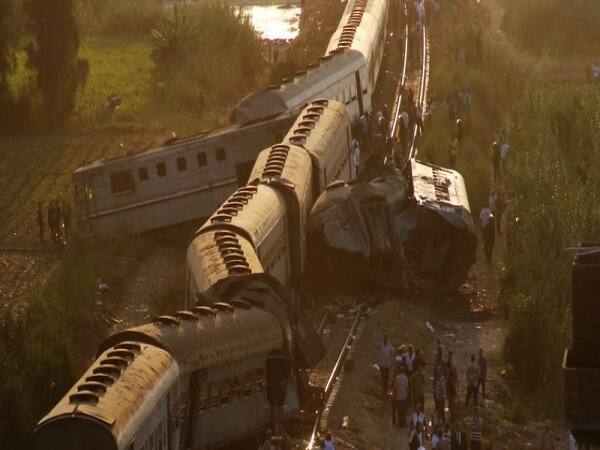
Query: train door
xmin=185 ymin=369 xmax=207 ymax=449
xmin=354 ymin=71 xmax=365 ymax=117
xmin=167 ymin=380 xmax=182 ymax=450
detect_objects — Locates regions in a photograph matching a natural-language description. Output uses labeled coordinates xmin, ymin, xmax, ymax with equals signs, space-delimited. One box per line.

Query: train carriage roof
xmin=411 ymin=159 xmax=472 ymax=215
xmin=72 ymin=113 xmax=294 ymax=177
xmin=99 ymin=305 xmax=287 ymax=373
xmin=326 ymin=0 xmax=388 ymax=59
xmin=285 ymin=100 xmax=350 ymax=170
xmin=198 ymin=184 xmax=287 ymax=250
xmin=32 ymin=345 xmax=177 ymax=450
xmin=187 ymin=229 xmax=264 ymax=295
xmin=232 ymin=50 xmax=365 ymax=125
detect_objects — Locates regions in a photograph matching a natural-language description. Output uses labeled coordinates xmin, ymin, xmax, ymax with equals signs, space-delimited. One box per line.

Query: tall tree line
xmin=0 ymin=0 xmax=87 ymax=133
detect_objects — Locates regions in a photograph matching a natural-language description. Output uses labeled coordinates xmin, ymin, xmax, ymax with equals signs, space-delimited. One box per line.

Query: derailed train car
xmin=31 ymin=288 xmax=323 ymax=450
xmin=306 ymin=159 xmax=477 ymax=294
xmin=187 ymin=100 xmax=353 ymax=304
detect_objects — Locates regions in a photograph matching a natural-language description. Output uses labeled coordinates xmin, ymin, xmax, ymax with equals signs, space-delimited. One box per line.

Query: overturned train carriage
xmin=32 ymin=293 xmax=325 ymax=450
xmin=307 ymin=159 xmax=476 ymax=295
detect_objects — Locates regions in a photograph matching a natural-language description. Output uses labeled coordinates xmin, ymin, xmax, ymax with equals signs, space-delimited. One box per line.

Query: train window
xmin=197 ymin=152 xmax=207 ymax=167
xmin=230 ymin=376 xmax=241 ymax=401
xmin=208 ymin=383 xmax=219 ymax=409
xmin=216 ymin=147 xmax=226 ymax=162
xmin=110 ymin=170 xmax=135 ymax=195
xmin=156 ymin=162 xmax=167 ymax=177
xmin=220 ymin=379 xmax=231 ymax=406
xmin=242 ymin=371 xmax=256 ymax=397
xmin=197 ymin=384 xmax=209 ymax=412
xmin=138 ymin=167 xmax=149 ymax=182
xmin=176 ymin=157 xmax=187 ymax=172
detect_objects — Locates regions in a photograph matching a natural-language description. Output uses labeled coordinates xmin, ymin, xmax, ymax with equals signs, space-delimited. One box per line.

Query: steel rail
xmin=305 ymin=306 xmax=362 ymax=449
xmin=388 ymin=4 xmax=410 ymax=142
xmin=407 ymin=6 xmax=430 ymax=161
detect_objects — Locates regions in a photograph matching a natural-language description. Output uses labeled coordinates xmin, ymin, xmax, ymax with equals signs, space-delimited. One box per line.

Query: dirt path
xmin=110 ymin=245 xmax=186 ymax=333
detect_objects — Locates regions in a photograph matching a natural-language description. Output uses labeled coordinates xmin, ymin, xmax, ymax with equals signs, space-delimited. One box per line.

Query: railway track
xmin=306 ymin=306 xmax=364 ymax=450
xmin=387 ymin=3 xmax=431 ymax=165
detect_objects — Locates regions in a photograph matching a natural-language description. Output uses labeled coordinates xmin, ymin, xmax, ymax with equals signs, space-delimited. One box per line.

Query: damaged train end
xmin=306 ymin=159 xmax=476 ymax=297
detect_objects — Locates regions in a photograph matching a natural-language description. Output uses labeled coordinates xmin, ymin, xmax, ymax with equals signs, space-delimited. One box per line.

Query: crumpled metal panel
xmin=307 ymin=160 xmax=476 ymax=294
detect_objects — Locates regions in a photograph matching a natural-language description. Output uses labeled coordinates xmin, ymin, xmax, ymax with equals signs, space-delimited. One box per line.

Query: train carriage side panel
xmin=248 ymin=144 xmax=314 ymax=279
xmin=72 ymin=113 xmax=295 ymax=238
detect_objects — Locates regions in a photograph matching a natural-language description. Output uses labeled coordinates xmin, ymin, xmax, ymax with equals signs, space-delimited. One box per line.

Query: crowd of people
xmin=378 ymin=334 xmax=487 ymax=449
xmin=36 ymin=199 xmax=71 ymax=245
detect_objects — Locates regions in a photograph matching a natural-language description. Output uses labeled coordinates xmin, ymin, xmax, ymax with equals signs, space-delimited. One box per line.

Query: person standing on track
xmin=410 ymin=362 xmax=426 ymax=408
xmin=448 ymin=135 xmax=459 ymax=168
xmin=492 ymin=141 xmax=501 ymax=182
xmin=378 ymin=334 xmax=394 ymax=396
xmin=393 ymin=366 xmax=409 ymax=427
xmin=446 ymin=350 xmax=458 ymax=421
xmin=465 ymin=354 xmax=481 ymax=407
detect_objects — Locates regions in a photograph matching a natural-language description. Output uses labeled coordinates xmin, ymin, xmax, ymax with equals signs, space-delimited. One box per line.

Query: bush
xmin=502 ymin=0 xmax=600 ymax=59
xmin=501 ymin=86 xmax=600 ymax=411
xmin=100 ymin=0 xmax=163 ymax=36
xmin=152 ymin=3 xmax=266 ymax=115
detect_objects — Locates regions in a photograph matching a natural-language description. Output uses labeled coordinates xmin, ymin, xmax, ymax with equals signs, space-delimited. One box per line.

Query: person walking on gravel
xmin=446 ymin=350 xmax=458 ymax=421
xmin=410 ymin=364 xmax=426 ymax=408
xmin=477 ymin=348 xmax=487 ymax=402
xmin=465 ymin=354 xmax=481 ymax=407
xmin=434 ymin=366 xmax=447 ymax=425
xmin=479 ymin=205 xmax=495 ymax=263
xmin=393 ymin=366 xmax=409 ymax=427
xmin=378 ymin=334 xmax=394 ymax=396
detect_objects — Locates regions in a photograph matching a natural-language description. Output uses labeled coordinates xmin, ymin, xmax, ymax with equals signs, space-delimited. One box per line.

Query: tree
xmin=0 ymin=0 xmax=16 ymax=132
xmin=24 ymin=0 xmax=88 ymax=127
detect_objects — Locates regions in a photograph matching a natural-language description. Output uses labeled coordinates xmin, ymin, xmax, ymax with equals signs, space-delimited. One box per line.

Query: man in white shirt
xmin=378 ymin=334 xmax=394 ymax=396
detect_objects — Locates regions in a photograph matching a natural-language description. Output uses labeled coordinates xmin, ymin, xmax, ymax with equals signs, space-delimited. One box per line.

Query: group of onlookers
xmin=37 ymin=199 xmax=71 ymax=245
xmin=378 ymin=335 xmax=487 ymax=449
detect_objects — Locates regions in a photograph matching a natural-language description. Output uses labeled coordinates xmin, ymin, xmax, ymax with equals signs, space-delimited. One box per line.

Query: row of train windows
xmin=196 ymin=367 xmax=266 ymax=412
xmin=110 ymin=148 xmax=226 ymax=195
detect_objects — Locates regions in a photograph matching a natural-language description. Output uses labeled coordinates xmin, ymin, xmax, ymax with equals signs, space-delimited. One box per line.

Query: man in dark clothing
xmin=47 ymin=201 xmax=56 ymax=243
xmin=62 ymin=201 xmax=72 ymax=241
xmin=478 ymin=348 xmax=488 ymax=401
xmin=492 ymin=141 xmax=501 ymax=182
xmin=450 ymin=423 xmax=468 ymax=450
xmin=37 ymin=202 xmax=44 ymax=243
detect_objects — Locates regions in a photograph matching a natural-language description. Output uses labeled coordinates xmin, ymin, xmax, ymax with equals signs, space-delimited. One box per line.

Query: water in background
xmin=240 ymin=4 xmax=301 ymax=41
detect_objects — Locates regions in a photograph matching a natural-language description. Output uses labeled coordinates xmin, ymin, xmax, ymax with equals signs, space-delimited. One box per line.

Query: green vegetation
xmin=24 ymin=0 xmax=89 ymax=128
xmin=0 ymin=239 xmax=125 ymax=449
xmin=421 ymin=5 xmax=527 ymax=214
xmin=151 ymin=3 xmax=266 ymax=117
xmin=501 ymin=86 xmax=600 ymax=411
xmin=502 ymin=0 xmax=600 ymax=59
xmin=270 ymin=0 xmax=344 ymax=83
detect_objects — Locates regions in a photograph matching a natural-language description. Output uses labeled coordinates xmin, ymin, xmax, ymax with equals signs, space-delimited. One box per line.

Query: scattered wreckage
xmin=306 ymin=159 xmax=476 ymax=295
